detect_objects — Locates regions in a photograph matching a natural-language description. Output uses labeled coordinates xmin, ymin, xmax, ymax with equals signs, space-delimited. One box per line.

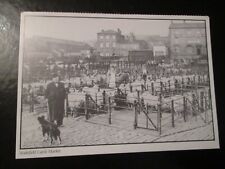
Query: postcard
xmin=16 ymin=12 xmax=219 ymax=159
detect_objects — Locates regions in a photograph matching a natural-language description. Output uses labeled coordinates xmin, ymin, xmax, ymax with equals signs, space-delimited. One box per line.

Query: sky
xmin=24 ymin=16 xmax=173 ymax=42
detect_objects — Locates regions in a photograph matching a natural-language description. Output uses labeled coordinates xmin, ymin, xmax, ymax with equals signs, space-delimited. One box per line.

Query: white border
xmin=16 ymin=12 xmax=219 ymax=159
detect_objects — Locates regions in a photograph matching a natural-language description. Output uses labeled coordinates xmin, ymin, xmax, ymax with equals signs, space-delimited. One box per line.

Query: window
xmin=174 ymin=45 xmax=180 ymax=53
xmin=196 ymin=45 xmax=202 ymax=55
xmin=187 ymin=30 xmax=192 ymax=37
xmin=112 ymin=42 xmax=116 ymax=47
xmin=99 ymin=35 xmax=104 ymax=40
xmin=100 ymin=43 xmax=104 ymax=48
xmin=186 ymin=45 xmax=194 ymax=54
xmin=174 ymin=39 xmax=179 ymax=44
xmin=196 ymin=30 xmax=201 ymax=37
xmin=112 ymin=35 xmax=116 ymax=39
xmin=106 ymin=35 xmax=110 ymax=39
xmin=106 ymin=42 xmax=110 ymax=48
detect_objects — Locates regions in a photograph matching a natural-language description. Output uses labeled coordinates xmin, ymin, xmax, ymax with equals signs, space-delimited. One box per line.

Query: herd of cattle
xmin=22 ymin=73 xmax=210 ymax=118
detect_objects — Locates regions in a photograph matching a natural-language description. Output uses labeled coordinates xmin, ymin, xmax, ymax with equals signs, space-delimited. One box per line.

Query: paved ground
xmin=21 ymin=105 xmax=214 ymax=148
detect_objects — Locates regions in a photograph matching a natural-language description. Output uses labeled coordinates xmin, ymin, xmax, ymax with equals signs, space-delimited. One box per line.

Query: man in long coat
xmin=45 ymin=74 xmax=66 ymax=127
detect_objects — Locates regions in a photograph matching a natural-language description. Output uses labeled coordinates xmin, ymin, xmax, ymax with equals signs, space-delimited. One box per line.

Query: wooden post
xmin=181 ymin=78 xmax=184 ymax=95
xmin=193 ymin=75 xmax=196 ymax=87
xmin=134 ymin=100 xmax=137 ymax=129
xmin=200 ymin=91 xmax=204 ymax=113
xmin=192 ymin=93 xmax=197 ymax=121
xmin=64 ymin=99 xmax=68 ymax=117
xmin=208 ymin=88 xmax=211 ymax=109
xmin=85 ymin=94 xmax=88 ymax=120
xmin=95 ymin=93 xmax=98 ymax=113
xmin=137 ymin=90 xmax=140 ymax=114
xmin=146 ymin=103 xmax=149 ymax=128
xmin=183 ymin=96 xmax=186 ymax=122
xmin=159 ymin=94 xmax=162 ymax=118
xmin=160 ymin=81 xmax=163 ymax=95
xmin=171 ymin=100 xmax=175 ymax=127
xmin=130 ymin=82 xmax=132 ymax=92
xmin=205 ymin=95 xmax=208 ymax=123
xmin=151 ymin=82 xmax=154 ymax=95
xmin=168 ymin=80 xmax=171 ymax=96
xmin=144 ymin=81 xmax=147 ymax=91
xmin=108 ymin=97 xmax=111 ymax=124
xmin=157 ymin=104 xmax=162 ymax=135
xmin=197 ymin=92 xmax=200 ymax=112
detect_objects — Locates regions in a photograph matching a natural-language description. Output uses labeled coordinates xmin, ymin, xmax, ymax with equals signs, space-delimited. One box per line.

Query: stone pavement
xmin=20 ymin=106 xmax=214 ymax=148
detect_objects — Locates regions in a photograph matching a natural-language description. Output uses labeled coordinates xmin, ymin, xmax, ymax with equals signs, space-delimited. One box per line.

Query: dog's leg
xmin=42 ymin=132 xmax=47 ymax=142
xmin=42 ymin=137 xmax=46 ymax=142
xmin=50 ymin=132 xmax=54 ymax=145
xmin=58 ymin=136 xmax=62 ymax=144
xmin=50 ymin=137 xmax=53 ymax=145
xmin=46 ymin=133 xmax=50 ymax=141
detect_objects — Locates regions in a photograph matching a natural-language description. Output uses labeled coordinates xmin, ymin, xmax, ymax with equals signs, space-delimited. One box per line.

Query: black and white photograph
xmin=16 ymin=12 xmax=219 ymax=159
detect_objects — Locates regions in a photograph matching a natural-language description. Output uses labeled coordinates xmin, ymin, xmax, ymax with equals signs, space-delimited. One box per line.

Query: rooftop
xmin=97 ymin=29 xmax=120 ymax=34
xmin=169 ymin=22 xmax=205 ymax=29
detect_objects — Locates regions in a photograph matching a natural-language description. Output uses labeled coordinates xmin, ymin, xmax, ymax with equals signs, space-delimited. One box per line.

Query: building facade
xmin=153 ymin=45 xmax=168 ymax=57
xmin=169 ymin=22 xmax=207 ymax=63
xmin=96 ymin=29 xmax=148 ymax=57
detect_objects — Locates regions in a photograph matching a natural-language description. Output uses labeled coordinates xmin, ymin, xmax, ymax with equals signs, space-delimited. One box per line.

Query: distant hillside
xmin=24 ymin=36 xmax=91 ymax=58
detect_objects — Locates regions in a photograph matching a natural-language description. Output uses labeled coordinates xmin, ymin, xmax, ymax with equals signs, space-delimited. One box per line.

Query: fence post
xmin=200 ymin=91 xmax=204 ymax=113
xmin=134 ymin=100 xmax=137 ymax=129
xmin=168 ymin=80 xmax=171 ymax=96
xmin=205 ymin=95 xmax=208 ymax=123
xmin=130 ymin=82 xmax=132 ymax=93
xmin=198 ymin=75 xmax=200 ymax=85
xmin=157 ymin=104 xmax=162 ymax=135
xmin=197 ymin=92 xmax=200 ymax=112
xmin=151 ymin=82 xmax=154 ymax=95
xmin=159 ymin=93 xmax=162 ymax=118
xmin=193 ymin=75 xmax=196 ymax=87
xmin=137 ymin=90 xmax=140 ymax=114
xmin=183 ymin=96 xmax=186 ymax=122
xmin=171 ymin=100 xmax=175 ymax=127
xmin=95 ymin=93 xmax=98 ymax=113
xmin=192 ymin=93 xmax=197 ymax=121
xmin=85 ymin=94 xmax=88 ymax=120
xmin=208 ymin=88 xmax=211 ymax=109
xmin=160 ymin=81 xmax=163 ymax=95
xmin=181 ymin=78 xmax=184 ymax=95
xmin=108 ymin=97 xmax=111 ymax=124
xmin=64 ymin=99 xmax=68 ymax=117
xmin=146 ymin=103 xmax=149 ymax=128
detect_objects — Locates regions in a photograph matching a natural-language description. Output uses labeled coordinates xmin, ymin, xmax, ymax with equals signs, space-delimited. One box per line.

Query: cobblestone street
xmin=21 ymin=106 xmax=214 ymax=148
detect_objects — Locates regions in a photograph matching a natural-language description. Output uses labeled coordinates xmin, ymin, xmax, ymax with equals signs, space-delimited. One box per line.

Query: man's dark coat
xmin=45 ymin=81 xmax=66 ymax=123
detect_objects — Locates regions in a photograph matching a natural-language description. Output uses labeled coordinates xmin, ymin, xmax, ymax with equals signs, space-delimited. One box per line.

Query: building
xmin=128 ymin=50 xmax=154 ymax=64
xmin=96 ymin=29 xmax=148 ymax=57
xmin=169 ymin=22 xmax=207 ymax=64
xmin=153 ymin=45 xmax=168 ymax=57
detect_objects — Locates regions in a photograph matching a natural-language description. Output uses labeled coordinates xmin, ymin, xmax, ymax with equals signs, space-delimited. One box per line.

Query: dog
xmin=37 ymin=116 xmax=61 ymax=144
